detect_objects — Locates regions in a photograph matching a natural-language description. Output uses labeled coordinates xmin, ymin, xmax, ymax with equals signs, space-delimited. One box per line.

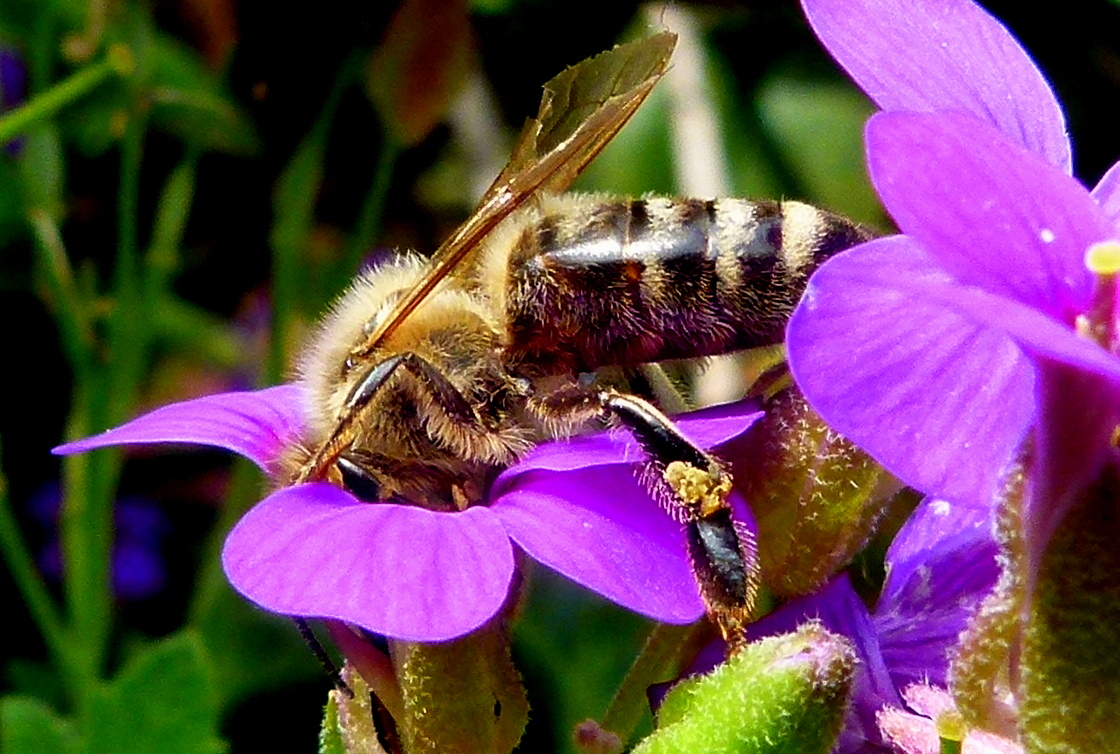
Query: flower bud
xmin=634 ymin=621 xmax=856 ymax=754
xmin=726 ymin=387 xmax=897 ymax=596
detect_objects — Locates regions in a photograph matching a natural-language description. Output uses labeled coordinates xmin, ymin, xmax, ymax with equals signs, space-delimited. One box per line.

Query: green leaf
xmin=148 ymin=33 xmax=260 ymax=155
xmin=83 ymin=631 xmax=225 ymax=754
xmin=757 ymin=72 xmax=880 ymax=226
xmin=59 ymin=30 xmax=258 ymax=156
xmin=0 ymin=695 xmax=79 ymax=754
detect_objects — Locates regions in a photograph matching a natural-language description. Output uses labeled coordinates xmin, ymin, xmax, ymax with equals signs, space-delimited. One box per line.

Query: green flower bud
xmin=633 ymin=621 xmax=856 ymax=754
xmin=726 ymin=387 xmax=897 ymax=596
xmin=322 ymin=665 xmax=394 ymax=754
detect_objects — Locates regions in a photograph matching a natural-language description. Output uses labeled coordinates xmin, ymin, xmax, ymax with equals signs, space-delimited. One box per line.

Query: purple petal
xmin=876 ymin=497 xmax=999 ymax=689
xmin=1091 ymin=158 xmax=1120 ymax=234
xmin=787 ymin=236 xmax=1035 ymax=506
xmin=802 ymin=0 xmax=1070 ymax=171
xmin=902 ymin=275 xmax=1120 ymax=386
xmin=497 ymin=401 xmax=762 ymax=478
xmin=866 ymin=111 xmax=1106 ymax=322
xmin=53 ymin=385 xmax=306 ymax=476
xmin=221 ymin=483 xmax=515 ymax=642
xmin=491 ymin=465 xmax=705 ymax=623
xmin=883 ymin=497 xmax=992 ymax=577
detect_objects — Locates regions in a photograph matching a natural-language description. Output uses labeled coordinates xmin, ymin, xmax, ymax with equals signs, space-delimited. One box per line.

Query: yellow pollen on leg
xmin=663 ymin=460 xmax=733 ymax=518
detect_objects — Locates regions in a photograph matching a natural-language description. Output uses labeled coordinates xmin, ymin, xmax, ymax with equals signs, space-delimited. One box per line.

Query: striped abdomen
xmin=504 ymin=195 xmax=870 ymax=376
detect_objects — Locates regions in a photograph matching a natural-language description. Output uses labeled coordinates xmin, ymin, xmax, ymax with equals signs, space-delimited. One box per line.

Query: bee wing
xmin=357 ymin=31 xmax=677 ymax=354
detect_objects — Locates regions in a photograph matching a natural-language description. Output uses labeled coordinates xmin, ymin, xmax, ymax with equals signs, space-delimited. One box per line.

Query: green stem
xmin=61 ymin=106 xmax=148 ymax=684
xmin=595 ymin=621 xmax=714 ymax=748
xmin=145 ymin=149 xmax=198 ymax=299
xmin=58 ymin=382 xmax=113 ymax=705
xmin=0 ymin=441 xmax=71 ymax=675
xmin=31 ymin=213 xmax=102 ymax=699
xmin=0 ymin=45 xmax=132 ymax=146
xmin=28 ymin=211 xmax=95 ymax=369
xmin=341 ymin=137 xmax=401 ymax=282
xmin=30 ymin=112 xmax=111 ymax=703
xmin=106 ymin=101 xmax=148 ymax=424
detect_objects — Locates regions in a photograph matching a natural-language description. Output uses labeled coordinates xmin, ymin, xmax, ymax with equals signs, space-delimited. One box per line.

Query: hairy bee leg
xmin=293 ymin=618 xmax=353 ymax=698
xmin=534 ymin=386 xmax=758 ymax=644
xmin=601 ymin=392 xmax=758 ymax=645
xmin=299 ymin=352 xmax=485 ymax=482
xmin=342 ymin=352 xmax=477 ymax=422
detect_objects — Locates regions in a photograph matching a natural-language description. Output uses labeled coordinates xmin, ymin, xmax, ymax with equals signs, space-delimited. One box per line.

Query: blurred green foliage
xmin=1 ymin=0 xmax=1118 ymax=752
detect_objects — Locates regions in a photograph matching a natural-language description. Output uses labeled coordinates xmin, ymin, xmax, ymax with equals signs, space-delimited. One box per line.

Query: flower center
xmin=1075 ymin=240 xmax=1120 ymax=351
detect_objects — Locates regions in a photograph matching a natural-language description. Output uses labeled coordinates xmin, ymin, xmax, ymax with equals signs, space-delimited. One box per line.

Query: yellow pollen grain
xmin=663 ymin=460 xmax=732 ymax=518
xmin=1085 ymin=241 xmax=1120 ymax=276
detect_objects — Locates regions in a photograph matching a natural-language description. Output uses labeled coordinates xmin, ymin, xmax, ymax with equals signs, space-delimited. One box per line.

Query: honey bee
xmin=290 ymin=33 xmax=870 ymax=640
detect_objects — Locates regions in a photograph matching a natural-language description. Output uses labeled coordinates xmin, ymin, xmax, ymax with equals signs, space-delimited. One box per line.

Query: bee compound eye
xmin=336 ymin=456 xmax=381 ymax=502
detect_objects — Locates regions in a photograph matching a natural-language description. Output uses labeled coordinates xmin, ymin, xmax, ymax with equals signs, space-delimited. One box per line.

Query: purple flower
xmin=800 ymin=0 xmax=1070 ymax=173
xmin=787 ymin=0 xmax=1120 ymax=566
xmin=757 ymin=496 xmax=997 ymax=751
xmin=54 ymin=385 xmax=762 ymax=641
xmin=674 ymin=496 xmax=998 ymax=752
xmin=29 ymin=484 xmax=170 ymax=602
xmin=877 ymin=684 xmax=1023 ymax=754
xmin=1 ymin=42 xmax=26 ymax=155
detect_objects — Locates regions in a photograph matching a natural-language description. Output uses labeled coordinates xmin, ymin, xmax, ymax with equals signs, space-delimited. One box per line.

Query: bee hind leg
xmin=533 ymin=387 xmax=758 ymax=645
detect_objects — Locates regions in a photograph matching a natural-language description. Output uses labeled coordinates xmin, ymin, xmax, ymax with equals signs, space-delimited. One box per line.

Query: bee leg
xmin=533 ymin=387 xmax=757 ymax=645
xmin=342 ymin=353 xmax=477 ymax=423
xmin=299 ymin=353 xmax=484 ymax=483
xmin=601 ymin=392 xmax=758 ymax=645
xmin=293 ymin=618 xmax=352 ymax=697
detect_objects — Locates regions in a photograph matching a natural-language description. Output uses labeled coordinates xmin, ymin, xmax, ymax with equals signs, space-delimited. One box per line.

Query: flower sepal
xmin=633 ymin=621 xmax=856 ymax=754
xmin=726 ymin=387 xmax=896 ymax=597
xmin=1019 ymin=458 xmax=1120 ymax=753
xmin=321 ymin=665 xmax=384 ymax=754
xmin=390 ymin=615 xmax=529 ymax=754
